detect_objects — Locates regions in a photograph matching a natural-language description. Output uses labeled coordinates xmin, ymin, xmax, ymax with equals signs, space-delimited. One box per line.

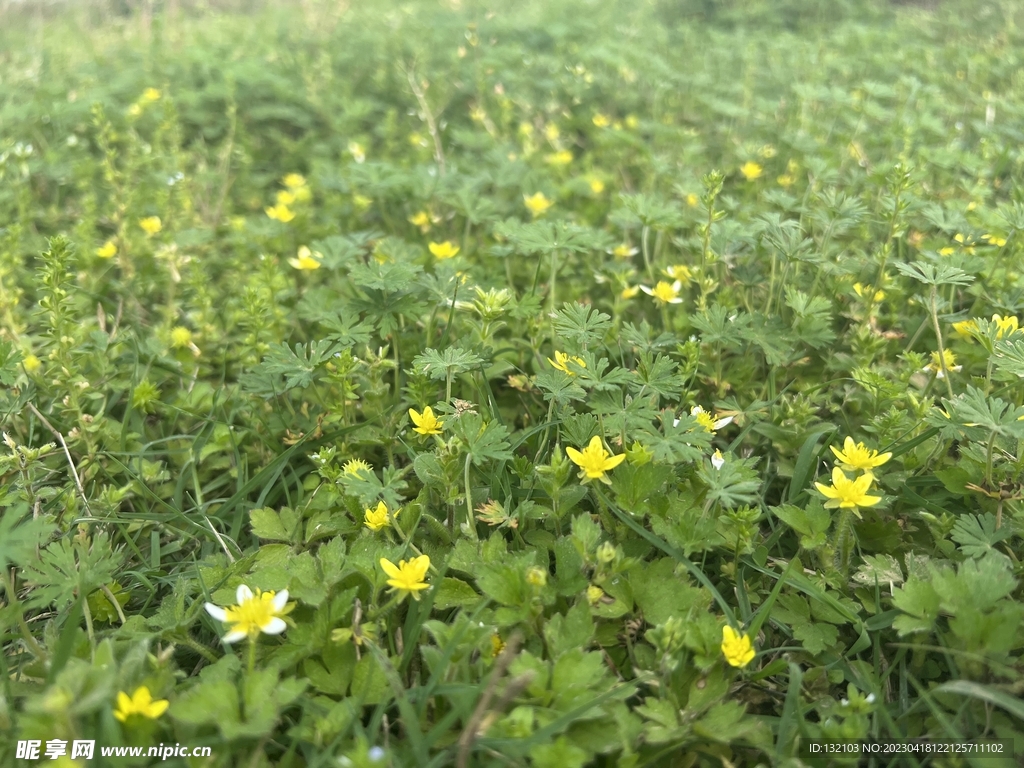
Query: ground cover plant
xmin=1 ymin=0 xmax=1024 ymax=765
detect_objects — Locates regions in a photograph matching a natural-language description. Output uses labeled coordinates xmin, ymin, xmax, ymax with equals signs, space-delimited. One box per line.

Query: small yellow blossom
xmin=170 ymin=327 xmax=193 ymax=349
xmin=685 ymin=193 xmax=699 ymax=207
xmin=565 ymin=436 xmax=625 ymax=484
xmin=777 ymin=174 xmax=795 ymax=187
xmin=952 ymin=319 xmax=978 ymax=338
xmin=625 ymin=115 xmax=638 ymax=129
xmin=524 ymin=192 xmax=554 ymax=217
xmin=379 ymin=555 xmax=431 ymax=601
xmin=758 ymin=144 xmax=777 ymax=159
xmin=139 ymin=216 xmax=162 ymax=236
xmin=689 ymin=405 xmax=734 ymax=433
xmin=353 ymin=194 xmax=372 ymax=210
xmin=830 ymin=437 xmax=891 ymax=473
xmin=589 ymin=177 xmax=605 ymax=195
xmin=204 ymin=585 xmax=292 ymax=644
xmin=814 ymin=467 xmax=882 ymax=512
xmin=740 ymin=161 xmax=763 ymax=181
xmin=987 ymin=235 xmax=1007 ymax=247
xmin=586 ymin=584 xmax=605 ymax=605
xmin=409 ymin=211 xmax=432 ymax=232
xmin=429 ymin=241 xmax=460 ymax=260
xmin=141 ymin=87 xmax=161 ymax=103
xmin=348 ymin=141 xmax=366 ymax=163
xmin=265 ymin=203 xmax=295 ymax=223
xmin=640 ymin=280 xmax=683 ymax=305
xmin=282 ymin=173 xmax=306 ymax=189
xmin=113 ymin=686 xmax=168 ymax=723
xmin=364 ymin=501 xmax=399 ymax=532
xmin=526 ymin=567 xmax=548 ymax=587
xmin=548 ymin=350 xmax=586 ymax=376
xmin=544 ymin=124 xmax=560 ymax=142
xmin=938 ymin=246 xmax=955 ymax=256
xmin=620 ymin=285 xmax=640 ymax=300
xmin=852 ymin=283 xmax=884 ymax=302
xmin=546 ymin=150 xmax=573 ymax=166
xmin=343 ymin=458 xmax=373 ymax=476
xmin=721 ymin=626 xmax=756 ymax=668
xmin=923 ymin=349 xmax=962 ymax=378
xmin=96 ymin=240 xmax=118 ymax=259
xmin=664 ymin=265 xmax=692 ymax=283
xmin=491 ymin=633 xmax=506 ymax=657
xmin=592 ymin=113 xmax=611 ymax=128
xmin=409 ymin=406 xmax=443 ymax=435
xmin=276 ymin=190 xmax=296 ymax=206
xmin=288 ymin=245 xmax=322 ymax=271
xmin=992 ymin=314 xmax=1019 ymax=339
xmin=22 ymin=354 xmax=41 ymax=374
xmin=612 ymin=244 xmax=638 ymax=260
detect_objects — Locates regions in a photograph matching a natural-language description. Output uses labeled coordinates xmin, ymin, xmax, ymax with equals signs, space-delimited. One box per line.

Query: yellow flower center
xmin=223 ymin=590 xmax=284 ymax=639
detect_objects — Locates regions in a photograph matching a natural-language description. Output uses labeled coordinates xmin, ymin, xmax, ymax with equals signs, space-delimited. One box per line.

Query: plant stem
xmin=929 ymin=286 xmax=955 ymax=400
xmin=464 ymin=453 xmax=477 ymax=541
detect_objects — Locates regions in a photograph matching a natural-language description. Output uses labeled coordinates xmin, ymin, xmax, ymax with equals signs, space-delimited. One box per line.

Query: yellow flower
xmin=711 ymin=449 xmax=725 ymax=470
xmin=409 ymin=406 xmax=443 ymax=435
xmin=139 ymin=216 xmax=162 ymax=236
xmin=663 ymin=265 xmax=692 ymax=283
xmin=829 ymin=437 xmax=891 ymax=473
xmin=923 ymin=349 xmax=961 ymax=378
xmin=548 ymin=350 xmax=586 ymax=376
xmin=113 ymin=686 xmax=168 ymax=723
xmin=620 ymin=285 xmax=640 ymax=300
xmin=852 ymin=283 xmax=884 ymax=302
xmin=721 ymin=626 xmax=755 ymax=668
xmin=348 ymin=141 xmax=366 ymax=163
xmin=685 ymin=193 xmax=699 ymax=207
xmin=265 ymin=203 xmax=295 ymax=223
xmin=952 ymin=319 xmax=978 ymax=338
xmin=204 ymin=585 xmax=291 ymax=644
xmin=625 ymin=115 xmax=638 ymax=129
xmin=987 ymin=235 xmax=1007 ymax=247
xmin=22 ymin=354 xmax=41 ymax=374
xmin=523 ymin=192 xmax=553 ymax=217
xmin=282 ymin=173 xmax=306 ymax=189
xmin=96 ymin=240 xmax=117 ymax=259
xmin=276 ymin=190 xmax=296 ymax=206
xmin=612 ymin=244 xmax=638 ymax=260
xmin=288 ymin=245 xmax=322 ymax=271
xmin=379 ymin=555 xmax=431 ymax=601
xmin=353 ymin=194 xmax=372 ymax=209
xmin=592 ymin=113 xmax=611 ymax=128
xmin=640 ymin=280 xmax=683 ymax=305
xmin=409 ymin=211 xmax=432 ymax=232
xmin=740 ymin=161 xmax=763 ymax=181
xmin=429 ymin=241 xmax=460 ymax=260
xmin=364 ymin=501 xmax=399 ymax=532
xmin=586 ymin=584 xmax=605 ymax=605
xmin=544 ymin=124 xmax=560 ymax=142
xmin=565 ymin=436 xmax=625 ymax=484
xmin=141 ymin=87 xmax=161 ymax=103
xmin=170 ymin=326 xmax=193 ymax=349
xmin=343 ymin=458 xmax=373 ymax=476
xmin=992 ymin=314 xmax=1019 ymax=339
xmin=127 ymin=103 xmax=143 ymax=118
xmin=526 ymin=567 xmax=548 ymax=587
xmin=589 ymin=177 xmax=605 ymax=195
xmin=938 ymin=246 xmax=955 ymax=256
xmin=545 ymin=150 xmax=573 ymax=166
xmin=758 ymin=144 xmax=777 ymax=159
xmin=689 ymin=405 xmax=734 ymax=434
xmin=777 ymin=174 xmax=795 ymax=187
xmin=491 ymin=633 xmax=506 ymax=657
xmin=814 ymin=467 xmax=882 ymax=511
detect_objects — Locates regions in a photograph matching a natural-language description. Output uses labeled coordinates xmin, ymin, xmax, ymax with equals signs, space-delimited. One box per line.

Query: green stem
xmin=3 ymin=569 xmax=47 ymax=660
xmin=929 ymin=286 xmax=955 ymax=401
xmin=464 ymin=453 xmax=477 ymax=541
xmin=247 ymin=638 xmax=257 ymax=675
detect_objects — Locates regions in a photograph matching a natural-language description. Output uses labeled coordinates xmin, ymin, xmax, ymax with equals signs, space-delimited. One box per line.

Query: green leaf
xmin=544 ymin=601 xmax=594 ymax=659
xmin=950 ymin=514 xmax=1012 ymax=559
xmin=433 ymin=577 xmax=481 ymax=609
xmin=552 ymin=302 xmax=612 ymax=350
xmin=411 ymin=346 xmax=484 ymax=381
xmin=892 ymin=260 xmax=974 ymax=287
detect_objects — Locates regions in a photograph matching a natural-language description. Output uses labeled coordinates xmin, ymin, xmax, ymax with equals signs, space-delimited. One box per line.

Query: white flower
xmin=711 ymin=449 xmax=725 ymax=470
xmin=204 ymin=585 xmax=290 ymax=644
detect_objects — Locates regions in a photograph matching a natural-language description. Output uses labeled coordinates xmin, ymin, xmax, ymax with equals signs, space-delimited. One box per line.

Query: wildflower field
xmin=3 ymin=0 xmax=1024 ymax=765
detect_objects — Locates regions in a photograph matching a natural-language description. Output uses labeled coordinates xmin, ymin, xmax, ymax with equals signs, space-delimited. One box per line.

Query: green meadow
xmin=1 ymin=0 xmax=1024 ymax=765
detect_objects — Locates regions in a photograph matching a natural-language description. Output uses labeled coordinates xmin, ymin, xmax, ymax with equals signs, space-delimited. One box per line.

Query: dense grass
xmin=2 ymin=0 xmax=1024 ymax=765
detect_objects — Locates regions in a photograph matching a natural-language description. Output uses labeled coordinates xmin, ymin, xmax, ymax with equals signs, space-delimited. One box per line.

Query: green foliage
xmin=2 ymin=0 xmax=1024 ymax=765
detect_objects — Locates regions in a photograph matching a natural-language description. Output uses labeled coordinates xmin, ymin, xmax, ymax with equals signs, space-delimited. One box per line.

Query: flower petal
xmin=222 ymin=630 xmax=248 ymax=644
xmin=272 ymin=589 xmax=289 ymax=612
xmin=236 ymin=584 xmax=253 ymax=605
xmin=262 ymin=617 xmax=288 ymax=635
xmin=379 ymin=558 xmax=401 ymax=579
xmin=204 ymin=603 xmax=227 ymax=622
